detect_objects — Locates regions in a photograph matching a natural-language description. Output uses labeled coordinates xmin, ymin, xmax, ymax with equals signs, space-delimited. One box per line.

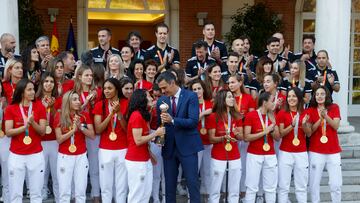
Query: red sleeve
xmin=54 ymin=97 xmax=62 ymax=111
xmin=4 ymin=105 xmax=14 ymax=121
xmin=54 ymin=112 xmax=61 ymax=128
xmin=96 ymin=87 xmax=103 ymax=101
xmin=276 ymin=110 xmax=285 ymax=125
xmin=129 ymin=111 xmax=144 ymax=128
xmin=236 ymin=117 xmax=243 ymax=127
xmin=35 ymin=101 xmax=46 ymax=120
xmin=207 ymin=113 xmax=216 ymax=129
xmin=244 ymin=111 xmax=254 ymax=126
xmin=307 ymin=108 xmax=317 ymax=124
xmin=331 ymin=104 xmax=341 ymax=119
xmin=82 ymin=112 xmax=93 ymax=124
xmin=93 ymin=101 xmax=102 ymax=115
xmin=249 ymin=95 xmax=256 ymax=109
xmin=120 ymin=99 xmax=129 ymax=115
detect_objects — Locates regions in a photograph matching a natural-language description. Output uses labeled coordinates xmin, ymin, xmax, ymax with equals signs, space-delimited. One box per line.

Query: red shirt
xmin=4 ymin=101 xmax=46 ymax=155
xmin=3 ymin=81 xmax=15 ymax=104
xmin=244 ymin=110 xmax=276 ymax=155
xmin=79 ymin=88 xmax=102 ymax=115
xmin=276 ymin=110 xmax=307 ymax=152
xmin=234 ymin=93 xmax=256 ymax=116
xmin=198 ymin=100 xmax=213 ymax=145
xmin=136 ymin=79 xmax=153 ymax=91
xmin=207 ymin=113 xmax=242 ymax=160
xmin=307 ymin=104 xmax=341 ymax=154
xmin=125 ymin=111 xmax=150 ymax=161
xmin=93 ymin=99 xmax=128 ymax=150
xmin=54 ymin=112 xmax=92 ymax=155
xmin=37 ymin=98 xmax=57 ymax=141
xmin=61 ymin=79 xmax=74 ymax=96
xmin=273 ymin=92 xmax=286 ymax=115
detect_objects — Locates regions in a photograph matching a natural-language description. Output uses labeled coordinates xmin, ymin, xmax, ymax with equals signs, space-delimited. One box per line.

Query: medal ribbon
xmin=257 ymin=110 xmax=268 ymax=145
xmin=157 ymin=50 xmax=168 ymax=64
xmin=70 ymin=118 xmax=76 ymax=146
xmin=207 ymin=44 xmax=215 ymax=55
xmin=20 ymin=102 xmax=33 ymax=137
xmin=237 ymin=94 xmax=243 ymax=113
xmin=199 ymin=102 xmax=206 ymax=129
xmin=291 ymin=112 xmax=299 ymax=139
xmin=108 ymin=101 xmax=117 ymax=132
xmin=223 ymin=111 xmax=232 ymax=135
xmin=197 ymin=61 xmax=207 ymax=81
xmin=322 ymin=70 xmax=327 ymax=86
xmin=318 ymin=110 xmax=326 ymax=136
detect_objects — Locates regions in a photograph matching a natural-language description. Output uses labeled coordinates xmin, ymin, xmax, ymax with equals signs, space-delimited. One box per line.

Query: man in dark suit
xmin=156 ymin=71 xmax=203 ymax=203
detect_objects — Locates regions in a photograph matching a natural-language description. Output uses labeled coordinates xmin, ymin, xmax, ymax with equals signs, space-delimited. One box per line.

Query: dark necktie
xmin=172 ymin=96 xmax=177 ymax=116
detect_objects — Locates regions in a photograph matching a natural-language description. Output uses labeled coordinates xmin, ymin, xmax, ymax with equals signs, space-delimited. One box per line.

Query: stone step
xmin=290 ymin=170 xmax=360 ymax=186
xmin=340 ymin=158 xmax=360 ymax=171
xmin=289 ymin=185 xmax=360 ymax=202
xmin=341 ymin=145 xmax=360 ymax=158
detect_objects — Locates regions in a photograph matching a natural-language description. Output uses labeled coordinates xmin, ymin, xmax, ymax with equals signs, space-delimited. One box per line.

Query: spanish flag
xmin=50 ymin=17 xmax=60 ymax=56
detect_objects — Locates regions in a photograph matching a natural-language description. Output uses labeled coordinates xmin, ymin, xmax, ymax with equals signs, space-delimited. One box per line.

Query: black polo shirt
xmin=0 ymin=52 xmax=21 ymax=79
xmin=185 ymin=55 xmax=216 ymax=78
xmin=292 ymin=51 xmax=317 ymax=83
xmin=90 ymin=45 xmax=120 ymax=66
xmin=279 ymin=78 xmax=312 ymax=94
xmin=134 ymin=49 xmax=147 ymax=60
xmin=191 ymin=39 xmax=228 ymax=63
xmin=221 ymin=63 xmax=251 ymax=88
xmin=144 ymin=44 xmax=180 ymax=70
xmin=314 ymin=66 xmax=339 ymax=96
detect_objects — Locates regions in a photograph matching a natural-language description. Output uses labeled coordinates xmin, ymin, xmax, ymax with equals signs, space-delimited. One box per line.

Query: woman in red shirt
xmin=188 ymin=78 xmax=213 ymax=196
xmin=48 ymin=57 xmax=74 ymax=97
xmin=207 ymin=90 xmax=243 ymax=203
xmin=93 ymin=78 xmax=128 ymax=203
xmin=54 ymin=90 xmax=95 ymax=203
xmin=120 ymin=77 xmax=134 ymax=100
xmin=128 ymin=59 xmax=153 ymax=91
xmin=276 ymin=87 xmax=311 ymax=203
xmin=125 ymin=89 xmax=164 ymax=202
xmin=307 ymin=86 xmax=342 ymax=203
xmin=3 ymin=58 xmax=24 ymax=104
xmin=5 ymin=78 xmax=46 ymax=202
xmin=243 ymin=91 xmax=280 ymax=203
xmin=35 ymin=72 xmax=60 ymax=201
xmin=228 ymin=73 xmax=256 ymax=198
xmin=74 ymin=64 xmax=102 ymax=200
xmin=204 ymin=63 xmax=226 ymax=98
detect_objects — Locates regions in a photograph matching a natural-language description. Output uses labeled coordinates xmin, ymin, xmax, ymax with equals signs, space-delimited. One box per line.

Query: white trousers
xmin=0 ymin=136 xmax=10 ymax=203
xmin=209 ymin=158 xmax=242 ymax=203
xmin=41 ymin=140 xmax=59 ymax=202
xmin=309 ymin=152 xmax=342 ymax=203
xmin=86 ymin=136 xmax=100 ymax=197
xmin=198 ymin=144 xmax=212 ymax=195
xmin=278 ymin=150 xmax=308 ymax=203
xmin=244 ymin=153 xmax=278 ymax=203
xmin=8 ymin=151 xmax=45 ymax=203
xmin=125 ymin=160 xmax=153 ymax=203
xmin=150 ymin=141 xmax=165 ymax=202
xmin=57 ymin=152 xmax=89 ymax=203
xmin=99 ymin=148 xmax=128 ymax=203
xmin=239 ymin=141 xmax=248 ymax=193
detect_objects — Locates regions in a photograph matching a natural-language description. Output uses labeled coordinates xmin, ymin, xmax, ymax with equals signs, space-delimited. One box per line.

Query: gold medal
xmin=46 ymin=126 xmax=52 ymax=134
xmin=0 ymin=130 xmax=4 ymax=138
xmin=23 ymin=136 xmax=32 ymax=145
xmin=225 ymin=142 xmax=232 ymax=152
xmin=320 ymin=135 xmax=328 ymax=144
xmin=109 ymin=132 xmax=117 ymax=141
xmin=68 ymin=144 xmax=77 ymax=153
xmin=200 ymin=128 xmax=207 ymax=135
xmin=292 ymin=137 xmax=300 ymax=146
xmin=263 ymin=143 xmax=270 ymax=151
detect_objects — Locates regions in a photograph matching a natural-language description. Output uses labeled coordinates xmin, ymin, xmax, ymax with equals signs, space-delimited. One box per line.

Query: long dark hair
xmin=188 ymin=78 xmax=212 ymax=101
xmin=119 ymin=77 xmax=134 ymax=99
xmin=101 ymin=78 xmax=123 ymax=117
xmin=285 ymin=87 xmax=304 ymax=113
xmin=126 ymin=89 xmax=151 ymax=122
xmin=20 ymin=44 xmax=40 ymax=74
xmin=12 ymin=78 xmax=34 ymax=104
xmin=36 ymin=72 xmax=58 ymax=99
xmin=127 ymin=59 xmax=145 ymax=82
xmin=212 ymin=89 xmax=240 ymax=120
xmin=309 ymin=86 xmax=332 ymax=108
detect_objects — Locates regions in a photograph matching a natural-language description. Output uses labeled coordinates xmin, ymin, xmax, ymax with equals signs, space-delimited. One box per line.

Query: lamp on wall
xmin=48 ymin=8 xmax=59 ymax=23
xmin=196 ymin=12 xmax=208 ymax=26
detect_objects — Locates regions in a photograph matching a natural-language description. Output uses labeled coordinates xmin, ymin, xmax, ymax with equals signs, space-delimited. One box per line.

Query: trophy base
xmin=154 ymin=136 xmax=165 ymax=146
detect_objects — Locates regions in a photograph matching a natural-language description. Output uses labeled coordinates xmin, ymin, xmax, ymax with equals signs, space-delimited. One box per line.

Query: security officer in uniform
xmin=90 ymin=28 xmax=120 ymax=66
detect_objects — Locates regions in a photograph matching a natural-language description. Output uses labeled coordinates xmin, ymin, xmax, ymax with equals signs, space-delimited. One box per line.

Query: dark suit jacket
xmin=157 ymin=88 xmax=204 ymax=158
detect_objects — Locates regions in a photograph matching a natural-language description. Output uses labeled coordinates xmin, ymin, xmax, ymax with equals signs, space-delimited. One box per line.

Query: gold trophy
xmin=155 ymin=102 xmax=169 ymax=146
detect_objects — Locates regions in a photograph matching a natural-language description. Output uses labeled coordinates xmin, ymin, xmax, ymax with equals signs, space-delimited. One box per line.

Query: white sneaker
xmin=176 ymin=183 xmax=187 ymax=196
xmin=255 ymin=195 xmax=264 ymax=203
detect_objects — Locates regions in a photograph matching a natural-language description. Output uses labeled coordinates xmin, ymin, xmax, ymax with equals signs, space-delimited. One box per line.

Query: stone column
xmin=315 ymin=0 xmax=354 ymax=134
xmin=0 ymin=0 xmax=19 ymax=53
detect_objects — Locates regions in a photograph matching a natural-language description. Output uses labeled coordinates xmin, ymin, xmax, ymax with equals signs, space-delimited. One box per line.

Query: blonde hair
xmin=3 ymin=58 xmax=22 ymax=82
xmin=60 ymin=91 xmax=81 ymax=129
xmin=290 ymin=59 xmax=306 ymax=88
xmin=106 ymin=54 xmax=125 ymax=80
xmin=73 ymin=64 xmax=95 ymax=94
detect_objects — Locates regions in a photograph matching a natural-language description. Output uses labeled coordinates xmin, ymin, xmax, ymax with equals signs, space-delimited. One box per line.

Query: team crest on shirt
xmin=140 ymin=175 xmax=145 ymax=182
xmin=60 ymin=167 xmax=65 ymax=173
